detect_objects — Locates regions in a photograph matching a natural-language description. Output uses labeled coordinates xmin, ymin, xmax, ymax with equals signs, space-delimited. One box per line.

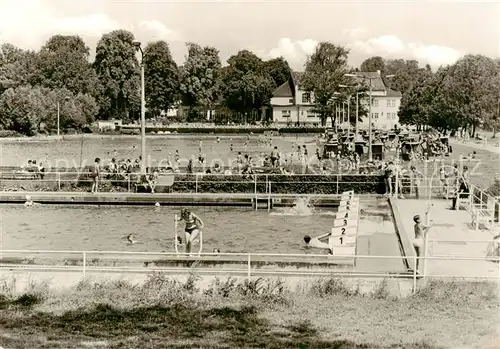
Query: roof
xmin=272 ymin=81 xmax=293 ymax=98
xmin=386 ymin=88 xmax=402 ymax=97
xmin=352 ymin=72 xmax=386 ymax=91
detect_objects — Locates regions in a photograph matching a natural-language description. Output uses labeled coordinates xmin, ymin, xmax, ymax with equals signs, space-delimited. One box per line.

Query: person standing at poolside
xmin=413 ymin=214 xmax=430 ymax=272
xmin=91 ymin=158 xmax=101 ymax=193
xmin=176 ymin=208 xmax=204 ymax=254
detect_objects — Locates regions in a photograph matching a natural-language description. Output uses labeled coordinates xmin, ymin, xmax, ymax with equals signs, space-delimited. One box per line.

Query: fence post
xmin=336 ymin=174 xmax=339 ymax=194
xmin=412 ymin=254 xmax=417 ymax=294
xmin=254 ymin=175 xmax=258 ymax=211
xmin=195 ymin=173 xmax=198 ymax=193
xmin=268 ymin=181 xmax=272 ymax=212
xmin=247 ymin=254 xmax=251 ymax=279
xmin=57 ymin=172 xmax=61 ymax=191
xmin=83 ymin=252 xmax=86 ymax=276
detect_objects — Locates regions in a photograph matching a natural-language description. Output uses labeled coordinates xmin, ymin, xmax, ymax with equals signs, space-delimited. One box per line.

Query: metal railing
xmin=0 ymin=249 xmax=498 ymax=294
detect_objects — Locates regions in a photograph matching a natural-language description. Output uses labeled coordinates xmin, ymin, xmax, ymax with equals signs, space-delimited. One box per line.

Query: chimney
xmin=376 ymin=70 xmax=381 ymax=76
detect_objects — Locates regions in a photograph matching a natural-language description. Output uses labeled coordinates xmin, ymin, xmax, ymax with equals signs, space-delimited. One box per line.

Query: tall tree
xmin=360 ymin=56 xmax=385 ymax=73
xmin=445 ymin=54 xmax=498 ymax=136
xmin=302 ymin=42 xmax=350 ymax=126
xmin=36 ymin=35 xmax=98 ymax=96
xmin=0 ymin=44 xmax=39 ymax=93
xmin=180 ymin=43 xmax=222 ymax=119
xmin=94 ymin=30 xmax=140 ymax=120
xmin=143 ymin=40 xmax=180 ymax=116
xmin=222 ymin=50 xmax=274 ymax=121
xmin=0 ymin=86 xmax=53 ymax=135
xmin=262 ymin=57 xmax=291 ymax=88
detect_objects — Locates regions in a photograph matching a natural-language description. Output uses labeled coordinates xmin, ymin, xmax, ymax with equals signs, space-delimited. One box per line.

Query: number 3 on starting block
xmin=333 ymin=217 xmax=358 ymax=228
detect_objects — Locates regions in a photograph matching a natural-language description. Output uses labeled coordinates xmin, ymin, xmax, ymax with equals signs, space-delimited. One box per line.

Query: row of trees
xmin=0 ymin=30 xmax=292 ymax=135
xmin=397 ymin=55 xmax=500 ymax=137
xmin=0 ymin=28 xmax=498 ymax=136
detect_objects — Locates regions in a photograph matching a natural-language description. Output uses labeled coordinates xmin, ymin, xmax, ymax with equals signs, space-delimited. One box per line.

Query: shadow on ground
xmin=0 ymin=303 xmax=440 ymax=349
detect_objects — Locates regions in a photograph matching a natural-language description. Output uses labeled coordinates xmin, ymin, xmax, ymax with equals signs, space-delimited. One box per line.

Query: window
xmin=374 ymin=113 xmax=379 ymax=119
xmin=372 ymin=99 xmax=378 ymax=107
xmin=387 ymin=113 xmax=391 ymax=119
xmin=282 ymin=110 xmax=291 ymax=118
xmin=302 ymin=93 xmax=311 ymax=104
xmin=386 ymin=100 xmax=391 ymax=107
xmin=391 ymin=100 xmax=396 ymax=107
xmin=307 ymin=111 xmax=316 ymax=118
xmin=393 ymin=113 xmax=397 ymax=120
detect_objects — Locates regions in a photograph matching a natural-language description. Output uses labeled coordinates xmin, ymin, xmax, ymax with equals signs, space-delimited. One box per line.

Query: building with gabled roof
xmin=270 ymin=69 xmax=402 ymax=130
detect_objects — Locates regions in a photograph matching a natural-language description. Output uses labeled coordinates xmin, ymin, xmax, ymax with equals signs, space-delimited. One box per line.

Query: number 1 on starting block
xmin=329 ymin=234 xmax=356 ymax=247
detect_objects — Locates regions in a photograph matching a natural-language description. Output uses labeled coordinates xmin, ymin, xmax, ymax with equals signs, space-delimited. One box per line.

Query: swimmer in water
xmin=24 ymin=195 xmax=34 ymax=207
xmin=230 ymin=144 xmax=234 ymax=152
xmin=122 ymin=234 xmax=138 ymax=244
xmin=216 ymin=137 xmax=220 ymax=144
xmin=303 ymin=233 xmax=333 ymax=255
xmin=176 ymin=208 xmax=204 ymax=254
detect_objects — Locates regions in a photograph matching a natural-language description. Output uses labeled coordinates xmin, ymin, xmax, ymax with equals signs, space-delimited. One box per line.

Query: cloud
xmin=267 ymin=38 xmax=318 ymax=69
xmin=348 ymin=34 xmax=461 ymax=67
xmin=0 ymin=0 xmax=178 ymax=50
xmin=137 ymin=20 xmax=181 ymax=41
xmin=265 ymin=32 xmax=461 ymax=71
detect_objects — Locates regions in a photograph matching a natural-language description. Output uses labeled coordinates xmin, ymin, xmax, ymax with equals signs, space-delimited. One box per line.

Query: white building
xmin=270 ymin=72 xmax=330 ymax=126
xmin=350 ymin=71 xmax=402 ymax=131
xmin=270 ymin=70 xmax=402 ymax=130
xmin=94 ymin=119 xmax=123 ymax=131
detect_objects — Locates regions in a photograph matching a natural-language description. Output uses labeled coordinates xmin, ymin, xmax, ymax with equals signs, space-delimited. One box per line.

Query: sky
xmin=0 ymin=0 xmax=498 ymax=70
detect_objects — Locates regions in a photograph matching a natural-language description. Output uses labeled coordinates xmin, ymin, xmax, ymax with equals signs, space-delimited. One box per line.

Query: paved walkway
xmin=450 ymin=137 xmax=500 ymax=155
xmin=392 ymin=198 xmax=499 ymax=278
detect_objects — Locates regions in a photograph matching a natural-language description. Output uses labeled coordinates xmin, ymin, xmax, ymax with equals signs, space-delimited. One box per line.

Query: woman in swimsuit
xmin=177 ymin=208 xmax=204 ymax=254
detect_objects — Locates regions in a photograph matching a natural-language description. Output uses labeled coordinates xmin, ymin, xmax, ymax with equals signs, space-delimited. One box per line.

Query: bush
xmin=0 ymin=130 xmax=23 ymax=138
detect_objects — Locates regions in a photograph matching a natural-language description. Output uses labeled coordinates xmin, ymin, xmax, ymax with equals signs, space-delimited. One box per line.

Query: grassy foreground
xmin=0 ymin=274 xmax=498 ymax=349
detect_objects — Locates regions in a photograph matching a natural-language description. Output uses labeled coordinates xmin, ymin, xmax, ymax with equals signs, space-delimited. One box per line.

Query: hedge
xmin=0 ymin=173 xmax=386 ymax=195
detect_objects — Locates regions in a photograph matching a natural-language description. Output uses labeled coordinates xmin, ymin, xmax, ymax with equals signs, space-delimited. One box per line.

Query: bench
xmin=135 ymin=173 xmax=175 ymax=193
xmin=471 ymin=197 xmax=495 ymax=231
xmin=456 ymin=191 xmax=471 ymax=211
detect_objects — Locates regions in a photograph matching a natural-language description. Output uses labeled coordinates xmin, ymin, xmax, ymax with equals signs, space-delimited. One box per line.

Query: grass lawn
xmin=0 ymin=275 xmax=498 ymax=349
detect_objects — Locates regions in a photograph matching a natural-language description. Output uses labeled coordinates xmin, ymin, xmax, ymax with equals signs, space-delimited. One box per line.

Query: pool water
xmin=0 ymin=205 xmax=337 ymax=254
xmin=0 ymin=135 xmax=318 ymax=168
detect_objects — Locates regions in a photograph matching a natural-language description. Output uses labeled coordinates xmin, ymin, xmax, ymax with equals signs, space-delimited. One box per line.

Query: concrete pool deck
xmin=390 ymin=198 xmax=499 ymax=278
xmin=0 ymin=191 xmax=360 ymax=207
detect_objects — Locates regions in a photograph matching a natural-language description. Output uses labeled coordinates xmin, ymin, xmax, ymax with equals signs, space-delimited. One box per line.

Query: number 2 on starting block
xmin=330 ymin=226 xmax=356 ymax=236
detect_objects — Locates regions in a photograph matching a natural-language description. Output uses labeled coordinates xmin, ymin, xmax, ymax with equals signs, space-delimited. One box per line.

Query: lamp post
xmin=344 ymin=73 xmax=394 ymax=161
xmin=339 ymin=85 xmax=362 ymax=141
xmin=133 ymin=40 xmax=147 ymax=175
xmin=56 ymin=96 xmax=71 ymax=137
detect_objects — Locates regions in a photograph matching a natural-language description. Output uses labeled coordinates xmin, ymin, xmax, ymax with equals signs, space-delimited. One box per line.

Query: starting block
xmin=331 ymin=226 xmax=357 ymax=236
xmin=333 ymin=217 xmax=358 ymax=228
xmin=331 ymin=245 xmax=356 ymax=256
xmin=339 ymin=198 xmax=359 ymax=207
xmin=329 ymin=234 xmax=356 ymax=247
xmin=335 ymin=210 xmax=358 ymax=220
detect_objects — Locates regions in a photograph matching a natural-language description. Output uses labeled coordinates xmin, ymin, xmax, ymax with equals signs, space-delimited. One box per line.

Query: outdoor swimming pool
xmin=0 ymin=198 xmax=402 ymax=257
xmin=0 ymin=134 xmax=317 ymax=168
